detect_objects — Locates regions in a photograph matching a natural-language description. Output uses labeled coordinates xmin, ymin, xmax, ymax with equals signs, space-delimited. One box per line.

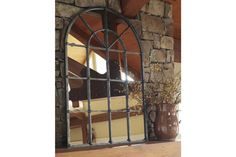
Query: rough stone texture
xmin=163 ymin=63 xmax=174 ymax=78
xmin=149 ymin=70 xmax=157 ymax=83
xmin=166 ymin=49 xmax=174 ymax=62
xmin=56 ymin=17 xmax=63 ymax=29
xmin=56 ymin=70 xmax=60 ymax=77
xmin=161 ymin=36 xmax=174 ymax=49
xmin=56 ymin=0 xmax=74 ymax=4
xmin=144 ymin=72 xmax=150 ymax=82
xmin=141 ymin=40 xmax=153 ymax=67
xmin=55 ymin=13 xmax=68 ymax=147
xmin=56 ymin=50 xmax=65 ymax=61
xmin=153 ymin=33 xmax=161 ymax=49
xmin=56 ymin=60 xmax=60 ymax=77
xmin=149 ymin=64 xmax=164 ymax=83
xmin=75 ymin=0 xmax=106 ymax=7
xmin=141 ymin=31 xmax=154 ymax=40
xmin=60 ymin=62 xmax=65 ymax=78
xmin=130 ymin=19 xmax=142 ymax=37
xmin=141 ymin=13 xmax=165 ymax=34
xmin=163 ymin=62 xmax=174 ymax=71
xmin=56 ymin=2 xmax=81 ymax=18
xmin=56 ymin=30 xmax=60 ymax=51
xmin=164 ymin=18 xmax=174 ymax=37
xmin=108 ymin=0 xmax=121 ymax=13
xmin=164 ymin=3 xmax=172 ymax=18
xmin=56 ymin=81 xmax=63 ymax=89
xmin=55 ymin=63 xmax=67 ymax=147
xmin=150 ymin=49 xmax=166 ymax=63
xmin=144 ymin=68 xmax=151 ymax=83
xmin=142 ymin=0 xmax=165 ymax=17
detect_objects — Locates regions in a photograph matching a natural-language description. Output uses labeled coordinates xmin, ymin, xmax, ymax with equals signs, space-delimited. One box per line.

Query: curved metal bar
xmin=103 ymin=8 xmax=112 ymax=144
xmin=108 ymin=26 xmax=130 ymax=50
xmin=78 ymin=14 xmax=106 ymax=48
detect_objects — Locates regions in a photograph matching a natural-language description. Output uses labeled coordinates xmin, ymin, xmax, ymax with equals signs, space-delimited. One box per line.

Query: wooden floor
xmin=56 ymin=141 xmax=181 ymax=157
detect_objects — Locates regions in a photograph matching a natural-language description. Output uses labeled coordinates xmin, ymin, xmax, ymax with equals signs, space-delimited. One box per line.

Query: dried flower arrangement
xmin=129 ymin=64 xmax=181 ymax=106
xmin=128 ymin=82 xmax=143 ymax=114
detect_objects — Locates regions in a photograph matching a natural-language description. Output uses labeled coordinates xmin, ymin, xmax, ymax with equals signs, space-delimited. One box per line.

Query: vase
xmin=154 ymin=103 xmax=179 ymax=140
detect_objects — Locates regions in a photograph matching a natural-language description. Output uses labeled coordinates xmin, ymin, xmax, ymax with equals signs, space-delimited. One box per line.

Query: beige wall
xmin=70 ymin=115 xmax=144 ymax=143
xmin=81 ymin=96 xmax=140 ymax=113
xmin=67 ymin=34 xmax=86 ymax=65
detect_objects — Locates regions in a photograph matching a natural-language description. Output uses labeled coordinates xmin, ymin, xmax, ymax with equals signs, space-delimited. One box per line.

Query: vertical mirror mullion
xmin=86 ymin=46 xmax=92 ymax=145
xmin=123 ymin=49 xmax=131 ymax=142
xmin=141 ymin=49 xmax=148 ymax=140
xmin=104 ymin=8 xmax=112 ymax=144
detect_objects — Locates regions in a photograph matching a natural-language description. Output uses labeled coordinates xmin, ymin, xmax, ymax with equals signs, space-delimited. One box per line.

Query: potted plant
xmin=129 ymin=64 xmax=181 ymax=140
xmin=154 ymin=71 xmax=180 ymax=140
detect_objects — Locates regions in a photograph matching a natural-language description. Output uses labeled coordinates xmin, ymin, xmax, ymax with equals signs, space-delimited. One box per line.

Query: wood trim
xmin=174 ymin=38 xmax=181 ymax=63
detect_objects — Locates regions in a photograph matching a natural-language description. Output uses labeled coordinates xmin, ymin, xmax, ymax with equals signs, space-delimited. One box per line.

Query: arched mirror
xmin=65 ymin=7 xmax=147 ymax=146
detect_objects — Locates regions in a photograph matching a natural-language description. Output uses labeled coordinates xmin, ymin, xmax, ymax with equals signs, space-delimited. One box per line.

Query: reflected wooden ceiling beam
xmin=68 ymin=57 xmax=85 ymax=89
xmin=70 ymin=105 xmax=143 ymax=128
xmin=68 ymin=57 xmax=85 ymax=77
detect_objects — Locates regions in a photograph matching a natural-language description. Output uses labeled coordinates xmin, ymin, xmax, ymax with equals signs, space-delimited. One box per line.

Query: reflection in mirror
xmin=67 ymin=32 xmax=140 ymax=81
xmin=69 ymin=81 xmax=144 ymax=145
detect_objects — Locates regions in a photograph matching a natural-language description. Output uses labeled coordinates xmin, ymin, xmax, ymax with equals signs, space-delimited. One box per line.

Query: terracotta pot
xmin=154 ymin=103 xmax=179 ymax=140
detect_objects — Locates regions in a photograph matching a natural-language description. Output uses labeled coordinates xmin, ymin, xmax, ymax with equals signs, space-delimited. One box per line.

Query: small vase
xmin=154 ymin=103 xmax=179 ymax=140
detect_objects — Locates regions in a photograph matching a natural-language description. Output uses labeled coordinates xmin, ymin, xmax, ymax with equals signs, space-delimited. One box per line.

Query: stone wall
xmin=140 ymin=0 xmax=175 ymax=139
xmin=55 ymin=0 xmax=174 ymax=147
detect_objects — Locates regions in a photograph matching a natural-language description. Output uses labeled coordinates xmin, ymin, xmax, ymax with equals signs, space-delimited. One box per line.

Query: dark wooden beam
xmin=174 ymin=38 xmax=181 ymax=63
xmin=120 ymin=0 xmax=150 ymax=18
xmin=92 ymin=110 xmax=143 ymax=123
xmin=69 ymin=80 xmax=125 ymax=101
xmin=70 ymin=105 xmax=143 ymax=128
xmin=68 ymin=57 xmax=85 ymax=76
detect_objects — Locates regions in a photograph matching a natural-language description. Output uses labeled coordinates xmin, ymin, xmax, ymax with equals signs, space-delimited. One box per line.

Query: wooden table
xmin=56 ymin=141 xmax=181 ymax=157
